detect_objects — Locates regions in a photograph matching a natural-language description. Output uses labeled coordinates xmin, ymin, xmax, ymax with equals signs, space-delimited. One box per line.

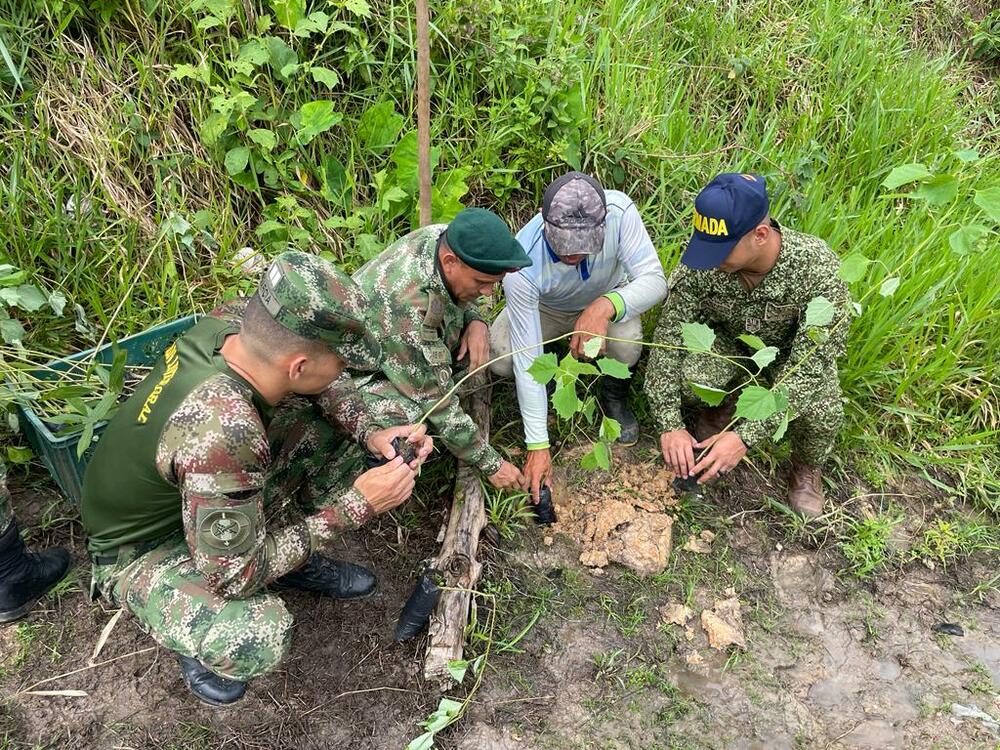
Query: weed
xmin=598 ymin=592 xmax=647 ymax=637
xmin=840 ymin=508 xmax=903 ymax=578
xmin=485 ymin=489 xmax=534 ymax=540
xmin=964 ymin=662 xmax=995 ymax=696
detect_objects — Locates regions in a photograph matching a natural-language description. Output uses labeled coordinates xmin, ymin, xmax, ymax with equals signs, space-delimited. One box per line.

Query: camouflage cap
xmin=257 ymin=251 xmax=382 ymax=371
xmin=542 ymin=171 xmax=607 ymax=256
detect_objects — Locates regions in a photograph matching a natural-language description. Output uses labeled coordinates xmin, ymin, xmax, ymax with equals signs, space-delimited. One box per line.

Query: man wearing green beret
xmin=351 ymin=207 xmax=531 ymax=491
xmin=81 ymin=252 xmax=434 ymax=705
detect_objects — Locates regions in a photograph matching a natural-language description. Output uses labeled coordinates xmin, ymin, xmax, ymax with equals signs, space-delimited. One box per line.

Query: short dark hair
xmin=241 ymin=295 xmax=330 ymax=362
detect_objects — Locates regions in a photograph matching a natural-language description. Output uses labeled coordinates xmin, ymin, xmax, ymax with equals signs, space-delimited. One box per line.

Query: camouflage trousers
xmin=91 ymin=398 xmax=366 ymax=682
xmin=0 ymin=458 xmax=11 ymax=533
xmin=681 ymin=333 xmax=843 ymax=465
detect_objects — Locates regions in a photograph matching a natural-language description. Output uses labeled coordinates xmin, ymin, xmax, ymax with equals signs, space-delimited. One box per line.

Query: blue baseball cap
xmin=680 ymin=173 xmax=770 ymax=270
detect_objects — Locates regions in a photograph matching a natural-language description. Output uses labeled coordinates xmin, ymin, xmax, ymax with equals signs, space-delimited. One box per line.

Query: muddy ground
xmin=1 ymin=441 xmax=998 ymax=750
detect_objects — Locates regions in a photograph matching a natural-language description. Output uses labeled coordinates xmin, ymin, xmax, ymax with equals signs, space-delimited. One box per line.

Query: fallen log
xmin=423 ymin=372 xmax=491 ymax=682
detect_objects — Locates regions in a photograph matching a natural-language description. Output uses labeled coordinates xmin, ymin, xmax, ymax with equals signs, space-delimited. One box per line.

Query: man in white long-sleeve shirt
xmin=490 ymin=172 xmax=667 ymax=501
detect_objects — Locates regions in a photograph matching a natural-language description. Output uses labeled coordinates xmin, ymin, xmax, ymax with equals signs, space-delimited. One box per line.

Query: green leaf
xmin=1 ymin=317 xmax=25 ymax=343
xmin=430 ymin=168 xmax=470 ymax=223
xmin=735 ymin=386 xmax=784 ymax=421
xmin=581 ymin=396 xmax=597 ymax=423
xmin=77 ymin=420 xmax=94 ymax=459
xmin=879 ymin=277 xmax=900 ymax=297
xmin=342 ymin=0 xmax=371 ymax=17
xmin=580 ymin=441 xmax=611 ymax=471
xmin=321 ymin=155 xmax=353 ymax=209
xmin=527 ymin=353 xmax=558 ymax=385
xmin=772 ymin=410 xmax=790 ymax=442
xmin=689 ymin=382 xmax=727 ymax=407
xmin=446 ymin=659 xmax=468 ymax=684
xmin=224 ymin=146 xmax=250 ymax=175
xmin=295 ymin=101 xmax=342 ymax=144
xmin=973 ymin=186 xmax=1000 ymax=222
xmin=599 ymin=416 xmax=621 ymax=443
xmin=582 ymin=336 xmax=603 ymax=359
xmin=3 ymin=285 xmax=48 ymax=312
xmin=264 ymin=36 xmax=298 ymax=81
xmin=404 ymin=732 xmax=434 ymax=750
xmin=6 ymin=445 xmax=32 ymax=464
xmin=309 ymin=66 xmax=340 ymax=89
xmin=751 ymin=346 xmax=779 ymax=371
xmin=199 ymin=112 xmax=229 ymax=148
xmin=838 ymin=254 xmax=871 ymax=284
xmin=914 ymin=174 xmax=958 ymax=205
xmin=882 ymin=163 xmax=931 ymax=190
xmin=681 ymin=321 xmax=715 ymax=353
xmin=948 ymin=224 xmax=989 ymax=255
xmin=552 ymin=381 xmax=580 ymax=420
xmin=804 ymin=296 xmax=834 ymax=327
xmin=560 ymin=353 xmax=599 ymax=377
xmin=169 ymin=62 xmax=211 ymax=85
xmin=392 ymin=130 xmax=440 ymax=194
xmin=247 ymin=128 xmax=277 ymax=152
xmin=597 ymin=357 xmax=630 ymax=379
xmin=47 ymin=291 xmax=67 ymax=316
xmin=357 ymin=100 xmax=404 ymax=153
xmin=737 ymin=333 xmax=765 ymax=351
xmin=954 ymin=148 xmax=980 ymax=163
xmin=271 ymin=0 xmax=304 ymax=29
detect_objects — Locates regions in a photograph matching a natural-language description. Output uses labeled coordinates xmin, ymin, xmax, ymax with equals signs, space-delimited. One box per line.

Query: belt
xmin=90 ymin=552 xmax=120 ymax=566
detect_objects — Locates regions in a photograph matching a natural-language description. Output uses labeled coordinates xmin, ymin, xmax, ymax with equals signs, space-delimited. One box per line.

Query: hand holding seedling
xmin=367 ymin=424 xmax=434 ymax=469
xmin=569 ymin=297 xmax=615 ymax=358
xmin=691 ymin=431 xmax=747 ymax=484
xmin=354 ymin=456 xmax=418 ymax=513
xmin=488 ymin=460 xmax=527 ymax=492
xmin=523 ymin=448 xmax=553 ymax=503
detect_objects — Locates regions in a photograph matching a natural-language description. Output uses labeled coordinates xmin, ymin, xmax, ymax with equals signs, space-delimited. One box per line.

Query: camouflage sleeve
xmin=383 ymin=295 xmax=502 ymax=475
xmin=0 ymin=457 xmax=11 ymax=533
xmin=463 ymin=303 xmax=486 ymax=327
xmin=314 ymin=372 xmax=377 ymax=447
xmin=644 ymin=266 xmax=705 ymax=434
xmin=161 ymin=375 xmax=371 ymax=600
xmin=734 ymin=257 xmax=851 ymax=448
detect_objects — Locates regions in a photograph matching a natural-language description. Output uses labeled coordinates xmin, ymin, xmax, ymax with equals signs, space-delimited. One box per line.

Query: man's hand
xmin=691 ymin=431 xmax=747 ymax=484
xmin=660 ymin=429 xmax=698 ymax=478
xmin=522 ymin=448 xmax=553 ymax=504
xmin=570 ymin=297 xmax=615 ymax=358
xmin=488 ymin=460 xmax=528 ymax=492
xmin=366 ymin=424 xmax=434 ymax=469
xmin=457 ymin=320 xmax=490 ymax=372
xmin=354 ymin=457 xmax=417 ymax=513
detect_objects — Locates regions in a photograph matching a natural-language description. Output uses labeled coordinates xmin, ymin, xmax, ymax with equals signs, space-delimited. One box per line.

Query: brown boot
xmin=693 ymin=403 xmax=736 ymax=442
xmin=788 ymin=461 xmax=824 ymax=519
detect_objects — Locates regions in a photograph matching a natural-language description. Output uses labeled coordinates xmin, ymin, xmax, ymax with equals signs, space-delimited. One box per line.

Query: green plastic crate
xmin=17 ymin=315 xmax=199 ymax=504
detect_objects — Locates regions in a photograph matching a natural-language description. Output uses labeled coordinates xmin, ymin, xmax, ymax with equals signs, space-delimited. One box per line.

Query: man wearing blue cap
xmin=644 ymin=173 xmax=851 ymax=518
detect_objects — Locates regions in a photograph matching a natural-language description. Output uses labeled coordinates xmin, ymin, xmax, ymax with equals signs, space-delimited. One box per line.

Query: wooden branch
xmin=415 ymin=0 xmax=432 ymax=226
xmin=423 ymin=372 xmax=490 ymax=682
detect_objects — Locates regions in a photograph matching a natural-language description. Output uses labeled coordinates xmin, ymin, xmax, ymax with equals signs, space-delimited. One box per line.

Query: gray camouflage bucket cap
xmin=542 ymin=171 xmax=607 ymax=256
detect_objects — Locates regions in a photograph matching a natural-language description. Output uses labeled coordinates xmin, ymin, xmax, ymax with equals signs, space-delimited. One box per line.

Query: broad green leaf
xmin=199 ymin=112 xmax=228 ymax=147
xmin=358 ymin=100 xmax=404 ymax=153
xmin=430 ymin=168 xmax=470 ymax=222
xmin=735 ymin=386 xmax=783 ymax=421
xmin=948 ymin=224 xmax=989 ymax=255
xmin=772 ymin=410 xmax=790 ymax=442
xmin=321 ymin=155 xmax=353 ymax=209
xmin=264 ymin=36 xmax=298 ymax=80
xmin=247 ymin=129 xmax=277 ymax=152
xmin=804 ymin=296 xmax=834 ymax=327
xmin=446 ymin=660 xmax=468 ymax=684
xmin=224 ymin=146 xmax=250 ymax=175
xmin=295 ymin=101 xmax=342 ymax=144
xmin=6 ymin=445 xmax=32 ymax=464
xmin=47 ymin=291 xmax=67 ymax=316
xmin=914 ymin=174 xmax=958 ymax=205
xmin=560 ymin=353 xmax=599 ymax=377
xmin=582 ymin=335 xmax=603 ymax=359
xmin=271 ymin=0 xmax=304 ymax=29
xmin=342 ymin=0 xmax=371 ymax=17
xmin=309 ymin=66 xmax=340 ymax=89
xmin=552 ymin=381 xmax=579 ymax=420
xmin=879 ymin=277 xmax=900 ymax=297
xmin=689 ymin=382 xmax=727 ymax=407
xmin=527 ymin=352 xmax=559 ymax=385
xmin=237 ymin=39 xmax=270 ymax=68
xmin=882 ymin=163 xmax=931 ymax=190
xmin=838 ymin=254 xmax=871 ymax=283
xmin=169 ymin=62 xmax=211 ymax=85
xmin=77 ymin=421 xmax=94 ymax=459
xmin=599 ymin=416 xmax=621 ymax=443
xmin=751 ymin=346 xmax=779 ymax=371
xmin=581 ymin=396 xmax=597 ymax=423
xmin=293 ymin=10 xmax=330 ymax=36
xmin=9 ymin=285 xmax=47 ymax=312
xmin=954 ymin=148 xmax=980 ymax=163
xmin=737 ymin=333 xmax=765 ymax=351
xmin=392 ymin=131 xmax=440 ymax=194
xmin=1 ymin=317 xmax=25 ymax=343
xmin=404 ymin=732 xmax=434 ymax=750
xmin=973 ymin=186 xmax=1000 ymax=222
xmin=597 ymin=357 xmax=630 ymax=379
xmin=580 ymin=441 xmax=611 ymax=471
xmin=681 ymin=321 xmax=715 ymax=353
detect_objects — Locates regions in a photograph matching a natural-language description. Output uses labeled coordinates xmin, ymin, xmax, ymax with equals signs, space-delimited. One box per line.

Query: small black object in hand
xmin=533 ymin=485 xmax=557 ymax=525
xmin=365 ymin=436 xmax=417 ymax=468
xmin=672 ymin=474 xmax=702 ymax=494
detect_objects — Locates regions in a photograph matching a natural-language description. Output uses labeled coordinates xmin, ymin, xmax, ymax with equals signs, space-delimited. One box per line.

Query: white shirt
xmin=502 ymin=190 xmax=667 ymax=447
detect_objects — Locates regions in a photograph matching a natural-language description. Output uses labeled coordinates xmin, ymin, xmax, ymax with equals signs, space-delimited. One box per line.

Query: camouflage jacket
xmin=352 ymin=225 xmax=503 ymax=475
xmin=644 ymin=225 xmax=851 ymax=447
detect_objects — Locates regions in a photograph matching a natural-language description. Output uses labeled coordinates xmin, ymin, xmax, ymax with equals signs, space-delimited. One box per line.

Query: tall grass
xmin=0 ymin=0 xmax=996 ymax=507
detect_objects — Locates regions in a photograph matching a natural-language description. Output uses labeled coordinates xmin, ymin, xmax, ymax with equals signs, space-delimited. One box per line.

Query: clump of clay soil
xmin=550 ymin=452 xmax=676 ymax=576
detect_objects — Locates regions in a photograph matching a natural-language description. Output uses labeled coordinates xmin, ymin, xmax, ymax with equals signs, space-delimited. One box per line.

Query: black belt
xmin=90 ymin=552 xmax=120 ymax=566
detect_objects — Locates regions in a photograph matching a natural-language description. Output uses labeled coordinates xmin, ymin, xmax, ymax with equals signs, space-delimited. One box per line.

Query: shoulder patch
xmin=196 ymin=503 xmax=257 ymax=556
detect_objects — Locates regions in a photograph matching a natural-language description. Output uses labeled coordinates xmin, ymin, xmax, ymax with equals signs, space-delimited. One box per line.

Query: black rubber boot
xmin=273 ymin=554 xmax=377 ymax=600
xmin=176 ymin=653 xmax=246 ymax=706
xmin=0 ymin=520 xmax=72 ymax=624
xmin=598 ymin=372 xmax=639 ymax=446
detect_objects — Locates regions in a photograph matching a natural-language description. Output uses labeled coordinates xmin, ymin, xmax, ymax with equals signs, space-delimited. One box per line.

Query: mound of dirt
xmin=550 ymin=452 xmax=677 ymax=576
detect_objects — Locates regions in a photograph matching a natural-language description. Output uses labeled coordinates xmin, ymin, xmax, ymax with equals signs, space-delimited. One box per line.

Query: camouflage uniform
xmin=644 ymin=225 xmax=850 ymax=465
xmin=351 ymin=225 xmax=504 ymax=476
xmin=0 ymin=458 xmax=11 ymax=533
xmin=83 ymin=253 xmax=382 ymax=682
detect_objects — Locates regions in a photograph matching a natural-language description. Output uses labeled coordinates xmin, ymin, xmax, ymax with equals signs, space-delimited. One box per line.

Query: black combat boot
xmin=598 ymin=372 xmax=639 ymax=446
xmin=273 ymin=554 xmax=376 ymax=600
xmin=176 ymin=653 xmax=247 ymax=706
xmin=0 ymin=520 xmax=72 ymax=624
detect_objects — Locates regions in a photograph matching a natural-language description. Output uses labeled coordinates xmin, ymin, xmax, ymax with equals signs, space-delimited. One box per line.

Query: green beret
xmin=257 ymin=251 xmax=382 ymax=371
xmin=445 ymin=208 xmax=532 ymax=274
